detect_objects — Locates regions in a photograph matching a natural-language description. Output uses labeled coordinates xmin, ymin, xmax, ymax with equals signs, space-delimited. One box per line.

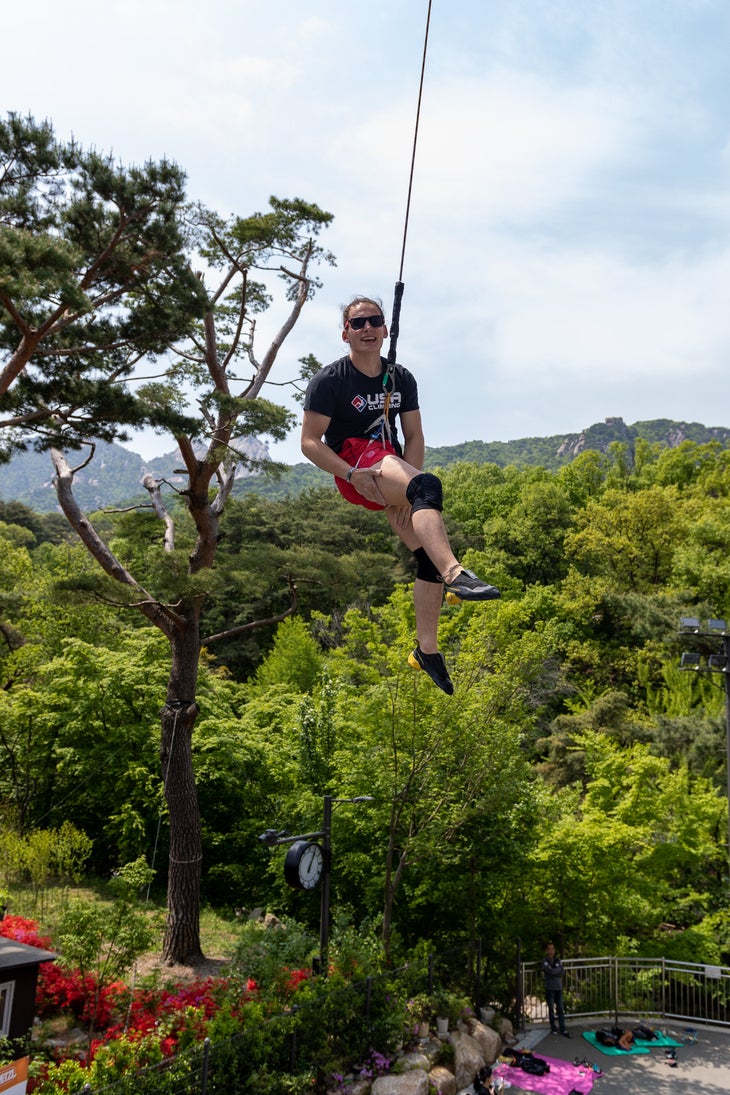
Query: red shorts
xmin=335 ymin=437 xmax=398 ymax=510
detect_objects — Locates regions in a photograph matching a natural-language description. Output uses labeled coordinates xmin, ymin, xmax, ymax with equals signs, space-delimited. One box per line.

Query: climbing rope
xmin=146 ymin=703 xmax=181 ymax=901
xmin=383 ymin=0 xmax=433 ymax=436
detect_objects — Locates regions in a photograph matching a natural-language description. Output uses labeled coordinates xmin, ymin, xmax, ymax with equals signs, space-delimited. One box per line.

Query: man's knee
xmin=406 ymin=472 xmax=443 ymax=513
xmin=413 ymin=547 xmax=441 ymax=583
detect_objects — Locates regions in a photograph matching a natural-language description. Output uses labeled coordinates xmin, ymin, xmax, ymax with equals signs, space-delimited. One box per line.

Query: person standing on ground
xmin=301 ymin=294 xmax=500 ymax=695
xmin=542 ymin=941 xmax=571 ymax=1037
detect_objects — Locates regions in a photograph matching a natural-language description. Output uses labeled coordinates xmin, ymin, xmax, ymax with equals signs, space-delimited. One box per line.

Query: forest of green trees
xmin=1 ymin=114 xmax=729 ymax=988
xmin=2 ymin=437 xmax=730 ymax=979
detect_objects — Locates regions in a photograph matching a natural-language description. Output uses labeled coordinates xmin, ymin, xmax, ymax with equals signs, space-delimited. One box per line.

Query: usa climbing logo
xmin=351 ymin=395 xmax=367 ymax=412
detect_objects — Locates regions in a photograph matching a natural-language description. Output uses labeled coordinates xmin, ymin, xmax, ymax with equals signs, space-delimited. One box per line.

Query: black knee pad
xmin=413 ymin=547 xmax=441 ymax=584
xmin=406 ymin=472 xmax=443 ymax=513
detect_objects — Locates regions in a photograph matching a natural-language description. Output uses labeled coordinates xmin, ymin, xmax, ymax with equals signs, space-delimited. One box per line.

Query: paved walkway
xmin=512 ymin=1022 xmax=730 ymax=1095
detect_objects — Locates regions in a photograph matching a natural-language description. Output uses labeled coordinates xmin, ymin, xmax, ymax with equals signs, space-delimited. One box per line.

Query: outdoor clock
xmin=283 ymin=840 xmax=324 ymax=891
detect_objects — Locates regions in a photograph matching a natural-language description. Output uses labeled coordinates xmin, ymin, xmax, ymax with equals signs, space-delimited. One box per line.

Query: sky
xmin=4 ymin=0 xmax=730 ymax=464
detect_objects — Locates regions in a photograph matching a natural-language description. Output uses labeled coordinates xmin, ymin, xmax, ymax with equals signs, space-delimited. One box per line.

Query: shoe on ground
xmin=550 ymin=1030 xmax=559 ymax=1036
xmin=408 ymin=647 xmax=454 ymax=695
xmin=561 ymin=1030 xmax=572 ymax=1038
xmin=443 ymin=569 xmax=500 ymax=603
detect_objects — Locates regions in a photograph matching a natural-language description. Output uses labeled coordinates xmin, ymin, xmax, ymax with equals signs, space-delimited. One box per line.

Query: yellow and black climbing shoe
xmin=444 ymin=569 xmax=500 ymax=603
xmin=408 ymin=647 xmax=454 ymax=695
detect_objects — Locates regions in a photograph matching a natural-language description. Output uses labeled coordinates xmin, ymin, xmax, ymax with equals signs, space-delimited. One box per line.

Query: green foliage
xmin=54 ymin=860 xmax=160 ymax=1039
xmin=0 ymin=822 xmax=92 ymax=900
xmin=0 ymin=113 xmax=208 ymax=458
xmin=230 ymin=917 xmax=318 ymax=988
xmin=3 ymin=423 xmax=730 ymax=971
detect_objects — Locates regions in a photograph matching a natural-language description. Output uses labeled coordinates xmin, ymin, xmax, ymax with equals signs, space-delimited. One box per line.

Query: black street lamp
xmin=258 ymin=794 xmax=373 ymax=977
xmin=678 ymin=616 xmax=730 ymax=867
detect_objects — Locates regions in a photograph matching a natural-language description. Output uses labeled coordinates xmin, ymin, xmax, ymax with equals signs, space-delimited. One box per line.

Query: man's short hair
xmin=342 ymin=295 xmax=384 ymax=327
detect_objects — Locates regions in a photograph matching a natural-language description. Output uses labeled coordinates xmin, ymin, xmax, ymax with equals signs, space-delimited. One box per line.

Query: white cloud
xmin=5 ymin=0 xmax=730 ymax=461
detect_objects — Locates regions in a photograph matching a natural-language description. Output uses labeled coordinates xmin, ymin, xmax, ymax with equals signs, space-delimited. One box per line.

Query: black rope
xmin=386 ymin=0 xmax=433 ymax=373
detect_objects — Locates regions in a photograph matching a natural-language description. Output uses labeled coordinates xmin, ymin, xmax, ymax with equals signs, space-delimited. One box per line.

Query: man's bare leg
xmin=386 ymin=509 xmax=443 ymax=654
xmin=376 ymin=456 xmax=460 ymax=577
xmin=413 ymin=578 xmax=443 ymax=655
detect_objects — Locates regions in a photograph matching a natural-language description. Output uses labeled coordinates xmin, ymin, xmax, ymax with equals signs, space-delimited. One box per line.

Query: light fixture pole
xmin=678 ymin=617 xmax=730 ymax=870
xmin=259 ymin=794 xmax=373 ymax=977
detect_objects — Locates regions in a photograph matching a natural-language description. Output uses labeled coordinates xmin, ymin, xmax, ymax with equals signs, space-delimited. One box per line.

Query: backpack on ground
xmin=519 ymin=1054 xmax=550 ymax=1076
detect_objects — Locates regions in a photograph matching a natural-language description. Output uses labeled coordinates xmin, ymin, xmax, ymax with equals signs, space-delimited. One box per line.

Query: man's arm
xmin=301 ymin=410 xmax=351 ymax=478
xmin=400 ymin=409 xmax=425 ymax=471
xmin=301 ymin=409 xmax=385 ymax=504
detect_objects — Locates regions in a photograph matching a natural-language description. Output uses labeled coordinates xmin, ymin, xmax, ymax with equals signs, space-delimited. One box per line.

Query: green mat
xmin=643 ymin=1031 xmax=683 ymax=1048
xmin=582 ymin=1031 xmax=650 ymax=1056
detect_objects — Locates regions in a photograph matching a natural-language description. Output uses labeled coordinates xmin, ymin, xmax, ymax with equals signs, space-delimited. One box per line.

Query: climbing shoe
xmin=408 ymin=647 xmax=454 ymax=695
xmin=443 ymin=569 xmax=501 ymax=603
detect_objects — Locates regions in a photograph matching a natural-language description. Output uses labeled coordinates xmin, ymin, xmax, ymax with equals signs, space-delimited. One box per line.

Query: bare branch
xmin=241 ymin=243 xmax=313 ymax=399
xmin=51 ymin=447 xmax=185 ymax=634
xmin=67 ymin=442 xmax=96 ymax=475
xmin=142 ymin=474 xmax=176 ymax=552
xmin=202 ymin=577 xmax=297 ymax=645
xmin=210 ymin=462 xmax=236 ymax=516
xmin=221 ymin=269 xmax=249 ymax=371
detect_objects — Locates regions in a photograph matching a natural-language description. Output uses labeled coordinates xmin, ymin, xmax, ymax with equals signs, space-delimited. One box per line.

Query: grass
xmin=2 ymin=879 xmax=244 ymax=979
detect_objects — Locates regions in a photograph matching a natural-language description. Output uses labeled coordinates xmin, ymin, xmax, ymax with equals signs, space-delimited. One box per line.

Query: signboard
xmin=0 ymin=1057 xmax=29 ymax=1095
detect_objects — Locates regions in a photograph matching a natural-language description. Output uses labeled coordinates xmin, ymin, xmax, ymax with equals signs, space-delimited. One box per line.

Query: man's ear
xmin=341 ymin=328 xmax=350 ymax=343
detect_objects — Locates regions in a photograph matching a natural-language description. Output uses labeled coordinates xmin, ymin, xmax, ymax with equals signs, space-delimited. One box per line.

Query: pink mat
xmin=492 ymin=1054 xmax=595 ymax=1095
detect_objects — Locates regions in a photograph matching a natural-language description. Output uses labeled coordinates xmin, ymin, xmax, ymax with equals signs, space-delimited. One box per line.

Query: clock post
xmin=318 ymin=795 xmax=333 ymax=979
xmin=258 ymin=795 xmax=373 ymax=978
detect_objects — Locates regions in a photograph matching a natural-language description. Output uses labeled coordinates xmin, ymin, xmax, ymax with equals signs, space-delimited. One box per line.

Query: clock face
xmin=299 ymin=843 xmax=324 ymax=890
xmin=284 ymin=840 xmax=325 ymax=890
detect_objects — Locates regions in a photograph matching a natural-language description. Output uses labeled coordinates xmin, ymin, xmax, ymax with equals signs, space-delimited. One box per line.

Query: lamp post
xmin=259 ymin=794 xmax=373 ymax=977
xmin=678 ymin=616 xmax=730 ymax=870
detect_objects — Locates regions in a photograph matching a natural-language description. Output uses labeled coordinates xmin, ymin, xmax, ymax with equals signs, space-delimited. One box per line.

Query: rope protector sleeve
xmin=386 ymin=280 xmax=404 ymax=374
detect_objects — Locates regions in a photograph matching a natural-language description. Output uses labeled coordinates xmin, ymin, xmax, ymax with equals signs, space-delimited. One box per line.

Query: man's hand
xmin=350 ymin=467 xmax=385 ymax=505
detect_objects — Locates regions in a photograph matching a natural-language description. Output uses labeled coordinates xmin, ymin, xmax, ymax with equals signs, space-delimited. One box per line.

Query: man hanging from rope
xmin=301 ymin=294 xmax=500 ymax=695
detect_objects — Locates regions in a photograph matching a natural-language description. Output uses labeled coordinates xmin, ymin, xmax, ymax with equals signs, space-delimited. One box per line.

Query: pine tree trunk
xmin=160 ymin=606 xmax=204 ymax=965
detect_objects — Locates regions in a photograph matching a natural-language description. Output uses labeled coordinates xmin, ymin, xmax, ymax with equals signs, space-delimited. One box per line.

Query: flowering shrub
xmin=4 ymin=913 xmax=421 ymax=1094
xmin=103 ymin=977 xmax=231 ymax=1050
xmin=284 ymin=967 xmax=312 ymax=993
xmin=358 ymin=1049 xmax=392 ymax=1079
xmin=36 ymin=963 xmax=127 ymax=1027
xmin=0 ymin=915 xmax=52 ymax=949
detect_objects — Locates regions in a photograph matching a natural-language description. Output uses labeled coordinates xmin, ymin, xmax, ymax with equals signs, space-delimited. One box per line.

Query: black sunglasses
xmin=346 ymin=314 xmax=386 ymax=330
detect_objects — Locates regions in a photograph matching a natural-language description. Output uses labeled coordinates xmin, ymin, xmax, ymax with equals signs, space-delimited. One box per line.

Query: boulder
xmin=450 ymin=1030 xmax=485 ymax=1090
xmin=428 ymin=1066 xmax=457 ymax=1095
xmin=464 ymin=1019 xmax=501 ymax=1064
xmin=395 ymin=1050 xmax=431 ymax=1073
xmin=496 ymin=1017 xmax=514 ymax=1042
xmin=372 ymin=1068 xmax=430 ymax=1095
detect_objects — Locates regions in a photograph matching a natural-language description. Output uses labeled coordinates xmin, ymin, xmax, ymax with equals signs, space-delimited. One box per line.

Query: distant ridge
xmin=2 ymin=417 xmax=728 ymax=512
xmin=422 ymin=416 xmax=730 ymax=471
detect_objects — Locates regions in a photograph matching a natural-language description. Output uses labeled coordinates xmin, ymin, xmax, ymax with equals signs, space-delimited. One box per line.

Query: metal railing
xmin=520 ymin=955 xmax=730 ymax=1029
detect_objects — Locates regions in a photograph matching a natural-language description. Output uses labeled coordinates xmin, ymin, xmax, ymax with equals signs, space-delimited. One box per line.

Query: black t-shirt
xmin=303 ymin=356 xmax=419 ymax=455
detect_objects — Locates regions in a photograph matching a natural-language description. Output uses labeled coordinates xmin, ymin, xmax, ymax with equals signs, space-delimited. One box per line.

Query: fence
xmin=519 ymin=955 xmax=730 ymax=1030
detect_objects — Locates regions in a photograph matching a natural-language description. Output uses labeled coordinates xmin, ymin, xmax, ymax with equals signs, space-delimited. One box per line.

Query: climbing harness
xmin=380 ymin=0 xmax=433 ymax=446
